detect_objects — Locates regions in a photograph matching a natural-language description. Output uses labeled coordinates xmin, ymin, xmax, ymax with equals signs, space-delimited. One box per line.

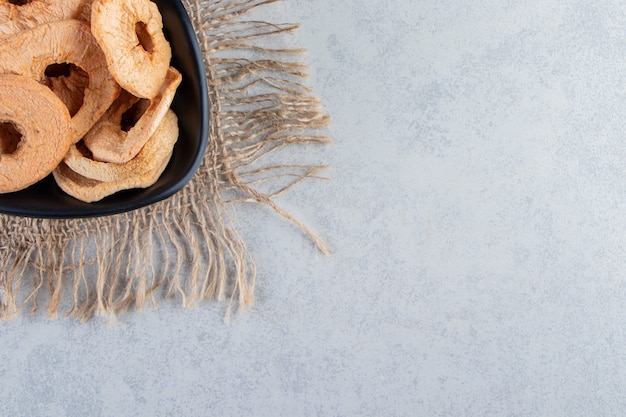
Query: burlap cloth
xmin=0 ymin=0 xmax=330 ymax=321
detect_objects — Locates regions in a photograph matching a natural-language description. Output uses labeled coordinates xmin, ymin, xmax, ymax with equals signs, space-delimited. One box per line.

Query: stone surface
xmin=3 ymin=0 xmax=626 ymax=415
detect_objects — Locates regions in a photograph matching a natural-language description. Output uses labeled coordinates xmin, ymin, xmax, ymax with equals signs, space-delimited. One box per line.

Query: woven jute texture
xmin=0 ymin=0 xmax=330 ymax=321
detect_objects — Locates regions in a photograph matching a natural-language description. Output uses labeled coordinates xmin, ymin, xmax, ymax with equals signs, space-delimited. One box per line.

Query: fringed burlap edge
xmin=0 ymin=0 xmax=331 ymax=322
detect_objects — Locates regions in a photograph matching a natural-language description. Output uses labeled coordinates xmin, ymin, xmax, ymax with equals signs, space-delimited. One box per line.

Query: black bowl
xmin=0 ymin=0 xmax=209 ymax=218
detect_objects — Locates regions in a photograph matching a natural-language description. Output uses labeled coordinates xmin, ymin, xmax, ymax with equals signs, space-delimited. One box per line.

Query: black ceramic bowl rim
xmin=0 ymin=0 xmax=209 ymax=219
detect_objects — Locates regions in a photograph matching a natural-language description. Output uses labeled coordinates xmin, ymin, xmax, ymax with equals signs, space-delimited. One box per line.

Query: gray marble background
xmin=3 ymin=0 xmax=626 ymax=415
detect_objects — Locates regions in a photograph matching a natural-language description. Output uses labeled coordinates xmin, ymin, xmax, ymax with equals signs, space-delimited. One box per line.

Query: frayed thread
xmin=0 ymin=0 xmax=330 ymax=321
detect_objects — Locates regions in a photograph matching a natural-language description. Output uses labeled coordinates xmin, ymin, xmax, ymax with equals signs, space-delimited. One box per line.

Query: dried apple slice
xmin=0 ymin=0 xmax=88 ymax=38
xmin=84 ymin=67 xmax=181 ymax=163
xmin=64 ymin=109 xmax=178 ymax=182
xmin=53 ymin=152 xmax=172 ymax=203
xmin=91 ymin=0 xmax=172 ymax=99
xmin=0 ymin=19 xmax=121 ymax=143
xmin=0 ymin=73 xmax=72 ymax=193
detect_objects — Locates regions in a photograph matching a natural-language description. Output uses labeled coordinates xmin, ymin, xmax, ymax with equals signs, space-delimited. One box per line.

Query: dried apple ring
xmin=64 ymin=109 xmax=178 ymax=182
xmin=53 ymin=151 xmax=172 ymax=203
xmin=0 ymin=19 xmax=121 ymax=143
xmin=91 ymin=0 xmax=172 ymax=99
xmin=84 ymin=67 xmax=181 ymax=164
xmin=0 ymin=0 xmax=88 ymax=38
xmin=0 ymin=73 xmax=72 ymax=194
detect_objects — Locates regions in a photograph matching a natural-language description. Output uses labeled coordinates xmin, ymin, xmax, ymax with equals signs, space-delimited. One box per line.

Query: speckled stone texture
xmin=2 ymin=0 xmax=626 ymax=415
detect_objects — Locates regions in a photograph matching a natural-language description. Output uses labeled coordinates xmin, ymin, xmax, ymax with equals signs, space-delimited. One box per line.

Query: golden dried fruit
xmin=0 ymin=0 xmax=182 ymax=201
xmin=84 ymin=67 xmax=181 ymax=163
xmin=0 ymin=19 xmax=121 ymax=143
xmin=0 ymin=0 xmax=88 ymax=38
xmin=0 ymin=73 xmax=72 ymax=193
xmin=64 ymin=109 xmax=178 ymax=182
xmin=91 ymin=0 xmax=172 ymax=99
xmin=53 ymin=151 xmax=172 ymax=203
